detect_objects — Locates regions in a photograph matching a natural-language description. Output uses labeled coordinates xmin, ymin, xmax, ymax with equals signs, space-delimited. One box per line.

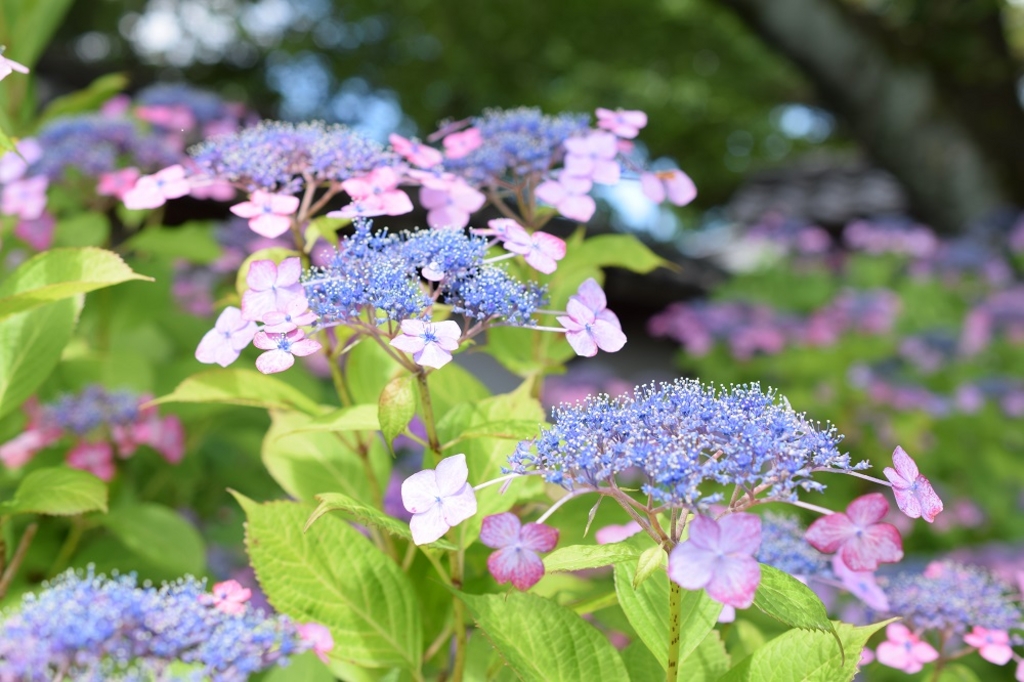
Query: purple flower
xmin=557 ymin=279 xmax=626 ymax=357
xmin=595 ymin=108 xmax=648 ymax=139
xmin=500 ymin=222 xmax=567 ymax=275
xmin=261 ymin=297 xmax=317 ymax=334
xmin=195 ymin=306 xmax=259 ymax=367
xmin=668 ymin=513 xmax=762 ymax=609
xmin=831 ymin=555 xmax=889 ymax=611
xmin=883 ymin=446 xmax=943 ymax=523
xmin=804 ymin=493 xmax=903 ymax=572
xmin=389 ymin=319 xmax=461 ymax=369
xmin=241 ymin=257 xmax=304 ymax=321
xmin=419 ymin=180 xmax=486 ymax=229
xmin=229 ymin=191 xmax=300 ymax=239
xmin=535 ymin=175 xmax=595 ymax=222
xmin=563 ymin=132 xmax=621 ymax=185
xmin=252 ymin=329 xmax=322 ymax=374
xmin=401 ymin=454 xmax=477 ymax=545
xmin=1 ymin=175 xmax=48 ymax=220
xmin=480 ymin=513 xmax=559 ymax=591
xmin=640 ymin=169 xmax=697 ymax=206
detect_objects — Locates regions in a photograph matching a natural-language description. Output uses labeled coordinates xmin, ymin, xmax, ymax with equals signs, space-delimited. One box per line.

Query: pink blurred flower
xmin=535 ymin=175 xmax=596 ymax=222
xmin=137 ymin=414 xmax=185 ymax=464
xmin=188 ymin=175 xmax=236 ymax=201
xmin=252 ymin=329 xmax=322 ymax=374
xmin=875 ymin=623 xmax=938 ymax=674
xmin=240 ymin=258 xmax=304 ymax=321
xmin=67 ymin=441 xmax=115 ymax=481
xmin=501 ymin=222 xmax=566 ymax=274
xmin=480 ymin=512 xmax=559 ymax=591
xmin=963 ymin=627 xmax=1013 ymax=665
xmin=389 ymin=133 xmax=443 ymax=168
xmin=831 ymin=555 xmax=889 ymax=611
xmin=0 ymin=138 xmax=42 ymax=184
xmin=595 ymin=108 xmax=648 ymax=139
xmin=298 ymin=623 xmax=334 ymax=664
xmin=122 ymin=165 xmax=191 ymax=210
xmin=0 ymin=52 xmax=29 ymax=82
xmin=1 ymin=175 xmax=48 ymax=220
xmin=883 ymin=446 xmax=943 ymax=523
xmin=0 ymin=399 xmax=61 ymax=468
xmin=401 ymin=454 xmax=477 ymax=545
xmin=443 ymin=128 xmax=482 ymax=159
xmin=195 ymin=306 xmax=259 ymax=367
xmin=805 ymin=493 xmax=904 ymax=572
xmin=563 ymin=132 xmax=621 ymax=185
xmin=390 ymin=319 xmax=461 ymax=369
xmin=668 ymin=513 xmax=762 ymax=609
xmin=595 ymin=521 xmax=643 ymax=545
xmin=640 ymin=169 xmax=697 ymax=206
xmin=230 ymin=191 xmax=300 ymax=239
xmin=419 ymin=180 xmax=486 ymax=229
xmin=200 ymin=579 xmax=252 ymax=616
xmin=332 ymin=167 xmax=413 ymax=218
xmin=14 ymin=211 xmax=55 ymax=250
xmin=136 ymin=104 xmax=196 ymax=131
xmin=96 ymin=167 xmax=142 ymax=200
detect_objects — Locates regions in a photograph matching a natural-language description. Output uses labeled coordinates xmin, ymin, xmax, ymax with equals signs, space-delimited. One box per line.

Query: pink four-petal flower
xmin=963 ymin=627 xmax=1013 ymax=665
xmin=240 ymin=258 xmax=305 ymax=321
xmin=640 ymin=169 xmax=697 ymax=206
xmin=390 ymin=319 xmax=461 ymax=369
xmin=535 ymin=175 xmax=596 ymax=222
xmin=262 ymin=296 xmax=318 ymax=334
xmin=252 ymin=329 xmax=322 ymax=374
xmin=122 ymin=164 xmax=191 ymax=210
xmin=500 ymin=222 xmax=567 ymax=274
xmin=401 ymin=454 xmax=478 ymax=545
xmin=804 ymin=493 xmax=904 ymax=572
xmin=419 ymin=181 xmax=486 ymax=229
xmin=333 ymin=167 xmax=413 ymax=218
xmin=563 ymin=132 xmax=621 ymax=185
xmin=1 ymin=176 xmax=48 ymax=220
xmin=443 ymin=128 xmax=483 ymax=159
xmin=480 ymin=512 xmax=559 ymax=591
xmin=298 ymin=623 xmax=335 ymax=664
xmin=595 ymin=107 xmax=648 ymax=139
xmin=883 ymin=445 xmax=943 ymax=523
xmin=195 ymin=306 xmax=259 ymax=367
xmin=875 ymin=623 xmax=939 ymax=674
xmin=229 ymin=191 xmax=300 ymax=238
xmin=389 ymin=133 xmax=443 ymax=168
xmin=66 ymin=441 xmax=115 ymax=481
xmin=200 ymin=579 xmax=252 ymax=616
xmin=668 ymin=513 xmax=762 ymax=609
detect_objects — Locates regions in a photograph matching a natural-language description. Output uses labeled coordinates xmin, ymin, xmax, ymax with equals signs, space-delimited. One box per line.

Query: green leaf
xmin=0 ymin=296 xmax=79 ymax=420
xmin=0 ymin=125 xmax=15 ymax=154
xmin=379 ymin=374 xmax=416 ymax=448
xmin=424 ymin=361 xmax=491 ymax=420
xmin=753 ymin=564 xmax=841 ymax=652
xmin=102 ymin=503 xmax=206 ymax=576
xmin=53 ymin=212 xmax=111 ymax=247
xmin=937 ymin=664 xmax=984 ymax=682
xmin=124 ymin=222 xmax=223 ymax=265
xmin=262 ymin=409 xmax=390 ymax=505
xmin=151 ymin=368 xmax=321 ymax=414
xmin=274 ymin=404 xmax=381 ymax=436
xmin=678 ymin=630 xmax=731 ymax=682
xmin=456 ymin=590 xmax=628 ymax=682
xmin=613 ymin=561 xmax=721 ymax=671
xmin=717 ymin=619 xmax=894 ymax=682
xmin=622 ymin=641 xmax=664 ymax=682
xmin=236 ymin=494 xmax=422 ymax=671
xmin=304 ymin=491 xmax=455 ymax=550
xmin=38 ymin=73 xmax=130 ymax=123
xmin=564 ymin=234 xmax=670 ymax=275
xmin=443 ymin=419 xmax=542 ymax=448
xmin=3 ymin=0 xmax=76 ymax=68
xmin=0 ymin=247 xmax=152 ymax=321
xmin=304 ymin=215 xmax=346 ymax=250
xmin=633 ymin=545 xmax=665 ymax=589
xmin=544 ymin=541 xmax=643 ymax=573
xmin=346 ymin=337 xmax=403 ymax=405
xmin=0 ymin=467 xmax=107 ymax=516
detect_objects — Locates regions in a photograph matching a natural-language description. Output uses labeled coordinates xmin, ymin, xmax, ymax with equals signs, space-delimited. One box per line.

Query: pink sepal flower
xmin=196 ymin=306 xmax=259 ymax=367
xmin=188 ymin=175 xmax=236 ymax=201
xmin=558 ymin=298 xmax=627 ymax=357
xmin=963 ymin=627 xmax=1013 ymax=665
xmin=0 ymin=138 xmax=42 ymax=183
xmin=132 ymin=414 xmax=186 ymax=464
xmin=401 ymin=453 xmax=477 ymax=545
xmin=831 ymin=555 xmax=889 ymax=611
xmin=595 ymin=108 xmax=648 ymax=139
xmin=262 ymin=296 xmax=317 ymax=334
xmin=14 ymin=212 xmax=55 ymax=250
xmin=66 ymin=441 xmax=116 ymax=481
xmin=241 ymin=258 xmax=304 ymax=322
xmin=407 ymin=167 xmax=459 ymax=190
xmin=500 ymin=223 xmax=566 ymax=274
xmin=136 ymin=104 xmax=196 ymax=131
xmin=883 ymin=446 xmax=943 ymax=523
xmin=390 ymin=133 xmax=443 ymax=168
xmin=668 ymin=513 xmax=762 ymax=609
xmin=1 ymin=175 xmax=48 ymax=220
xmin=390 ymin=319 xmax=461 ymax=369
xmin=563 ymin=132 xmax=621 ymax=185
xmin=298 ymin=623 xmax=335 ymax=664
xmin=122 ymin=165 xmax=191 ymax=209
xmin=472 ymin=218 xmax=519 ymax=241
xmin=199 ymin=579 xmax=252 ymax=615
xmin=0 ymin=52 xmax=29 ymax=82
xmin=875 ymin=623 xmax=939 ymax=674
xmin=419 ymin=181 xmax=486 ymax=229
xmin=804 ymin=493 xmax=904 ymax=572
xmin=252 ymin=329 xmax=322 ymax=374
xmin=480 ymin=512 xmax=558 ymax=591
xmin=535 ymin=175 xmax=595 ymax=222
xmin=443 ymin=128 xmax=482 ymax=159
xmin=333 ymin=167 xmax=413 ymax=218
xmin=595 ymin=521 xmax=642 ymax=545
xmin=230 ymin=191 xmax=300 ymax=239
xmin=96 ymin=167 xmax=142 ymax=200
xmin=640 ymin=169 xmax=697 ymax=206
xmin=0 ymin=399 xmax=61 ymax=468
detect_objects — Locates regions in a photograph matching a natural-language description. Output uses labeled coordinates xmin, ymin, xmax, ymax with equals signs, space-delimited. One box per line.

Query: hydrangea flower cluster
xmin=0 ymin=569 xmax=330 ymax=681
xmin=0 ymin=386 xmax=184 ymax=479
xmin=755 ymin=512 xmax=832 ymax=579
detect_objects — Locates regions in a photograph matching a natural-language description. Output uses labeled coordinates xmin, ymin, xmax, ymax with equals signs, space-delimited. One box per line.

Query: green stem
xmin=666 ymin=578 xmax=683 ymax=682
xmin=416 ymin=371 xmax=442 ymax=462
xmin=49 ymin=516 xmax=86 ymax=576
xmin=449 ymin=548 xmax=468 ymax=682
xmin=0 ymin=522 xmax=37 ymax=599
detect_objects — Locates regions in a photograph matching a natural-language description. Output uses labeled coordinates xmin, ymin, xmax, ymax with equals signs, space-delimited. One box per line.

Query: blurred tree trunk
xmin=720 ymin=0 xmax=1024 ymax=233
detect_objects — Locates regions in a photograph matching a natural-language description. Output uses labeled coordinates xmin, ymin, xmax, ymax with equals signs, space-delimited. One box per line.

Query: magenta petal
xmin=488 ymin=546 xmax=546 ymax=590
xmin=805 ymin=513 xmax=857 ymax=554
xmin=891 ymin=446 xmax=919 ymax=481
xmin=839 ymin=523 xmax=903 ymax=572
xmin=480 ymin=513 xmax=522 ymax=549
xmin=520 ymin=522 xmax=559 ymax=553
xmin=846 ymin=493 xmax=890 ymax=527
xmin=255 ymin=350 xmax=295 ymax=374
xmin=706 ymin=556 xmax=761 ymax=609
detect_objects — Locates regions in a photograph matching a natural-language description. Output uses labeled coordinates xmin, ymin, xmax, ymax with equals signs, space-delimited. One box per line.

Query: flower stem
xmin=416 ymin=371 xmax=443 ymax=462
xmin=0 ymin=522 xmax=38 ymax=599
xmin=450 ymin=547 xmax=468 ymax=682
xmin=666 ymin=578 xmax=683 ymax=682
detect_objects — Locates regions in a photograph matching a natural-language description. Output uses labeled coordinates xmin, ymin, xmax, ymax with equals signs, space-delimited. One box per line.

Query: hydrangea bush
xmin=0 ymin=8 xmax=1018 ymax=680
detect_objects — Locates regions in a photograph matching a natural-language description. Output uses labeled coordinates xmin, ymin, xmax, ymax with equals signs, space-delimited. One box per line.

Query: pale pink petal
xmin=298 ymin=623 xmax=335 ymax=664
xmin=419 ymin=187 xmax=450 ymax=210
xmin=409 ymin=504 xmax=449 ymax=545
xmin=640 ymin=172 xmax=666 ymax=203
xmin=229 ymin=201 xmax=263 ymax=219
xmin=706 ymin=555 xmax=760 ymax=609
xmin=432 ymin=320 xmax=462 ymax=345
xmin=591 ymin=159 xmax=621 ymax=185
xmin=575 ymin=278 xmax=607 ymax=313
xmin=435 ymin=454 xmax=469 ymax=497
xmin=123 ymin=181 xmax=166 ymax=210
xmin=558 ymin=194 xmax=596 ymax=222
xmin=590 ymin=319 xmax=627 ymax=353
xmin=839 ymin=523 xmax=903 ymax=572
xmin=668 ymin=542 xmax=716 ymax=590
xmin=480 ymin=512 xmax=522 ymax=548
xmin=401 ymin=469 xmax=441 ymax=513
xmin=399 ymin=319 xmax=427 ymax=336
xmin=390 ymin=334 xmax=427 ymax=353
xmin=255 ymin=349 xmax=295 ymax=374
xmin=565 ymin=329 xmax=598 ymax=357
xmin=535 ymin=180 xmax=567 ymax=205
xmin=488 ymin=546 xmax=546 ymax=590
xmin=440 ymin=484 xmax=477 ymax=527
xmin=290 ymin=339 xmax=322 ymax=357
xmin=427 ymin=205 xmax=470 ymax=229
xmin=276 ymin=257 xmax=302 ymax=286
xmin=414 ymin=342 xmax=453 ymax=369
xmin=246 ymin=260 xmax=278 ymax=290
xmin=380 ymin=190 xmax=414 ymax=215
xmin=267 ymin=193 xmax=300 ymax=214
xmin=664 ymin=170 xmax=698 ymax=206
xmin=249 ymin=213 xmax=293 ymax=238
xmin=831 ymin=556 xmax=889 ymax=611
xmin=595 ymin=522 xmax=642 ymax=544
xmin=717 ymin=513 xmax=762 ymax=556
